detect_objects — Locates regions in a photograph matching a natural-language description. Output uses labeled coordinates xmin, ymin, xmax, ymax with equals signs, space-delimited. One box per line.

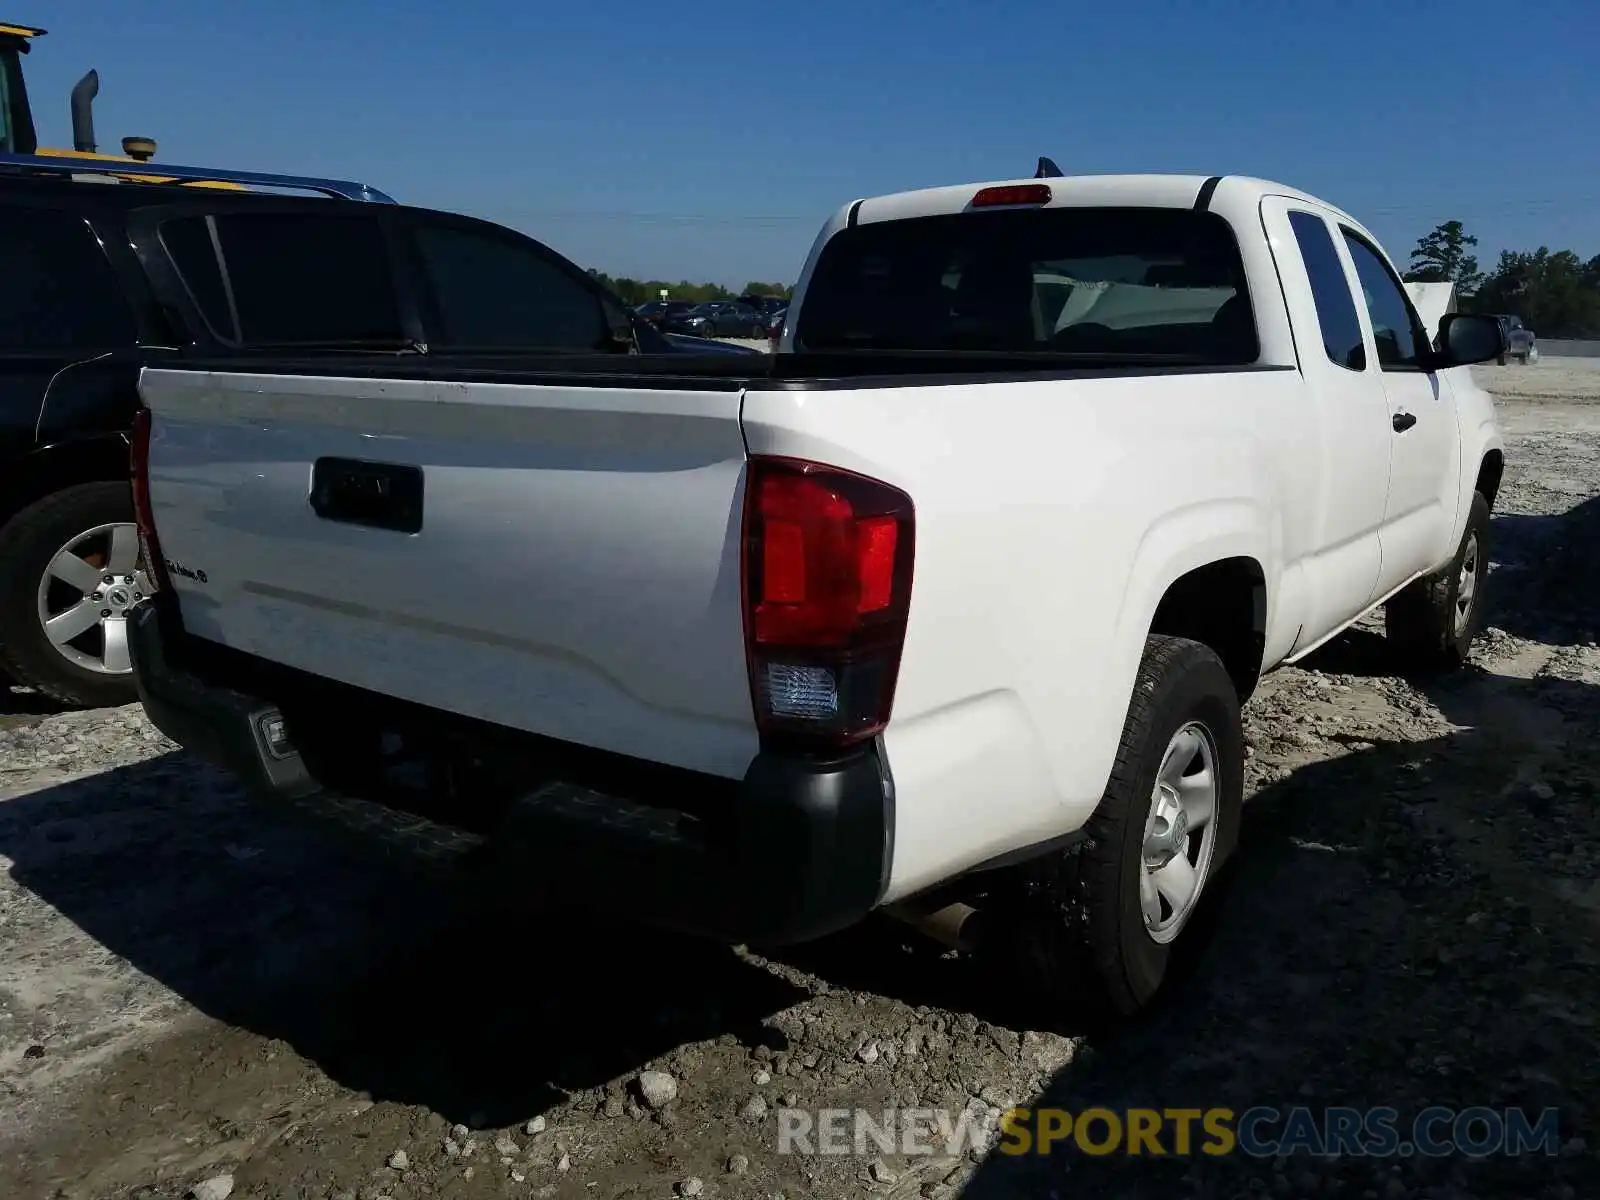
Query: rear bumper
xmin=127 ymin=600 xmax=894 ymax=945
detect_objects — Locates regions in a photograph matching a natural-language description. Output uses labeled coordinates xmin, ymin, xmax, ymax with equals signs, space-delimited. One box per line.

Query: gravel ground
xmin=1 ymin=362 xmax=1597 ymax=1200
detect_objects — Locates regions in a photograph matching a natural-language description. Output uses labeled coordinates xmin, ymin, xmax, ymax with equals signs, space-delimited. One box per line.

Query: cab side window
xmin=1287 ymin=210 xmax=1365 ymax=372
xmin=1340 ymin=231 xmax=1430 ymax=370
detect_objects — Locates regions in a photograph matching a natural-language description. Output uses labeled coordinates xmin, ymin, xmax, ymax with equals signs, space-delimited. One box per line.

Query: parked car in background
xmin=0 ymin=157 xmax=405 ymax=706
xmin=739 ymin=294 xmax=789 ymax=318
xmin=668 ymin=301 xmax=767 ymax=338
xmin=1492 ymin=314 xmax=1536 ymax=364
xmin=662 ymin=331 xmax=761 ymax=355
xmin=0 ymin=155 xmax=748 ymax=706
xmin=633 ymin=299 xmax=696 ymax=331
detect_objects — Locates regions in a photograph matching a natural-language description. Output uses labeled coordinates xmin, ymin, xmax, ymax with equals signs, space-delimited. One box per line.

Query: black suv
xmin=0 ymin=163 xmax=737 ymax=707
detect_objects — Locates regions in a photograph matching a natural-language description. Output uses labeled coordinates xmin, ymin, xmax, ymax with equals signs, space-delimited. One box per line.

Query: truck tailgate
xmin=136 ymin=368 xmax=758 ymax=779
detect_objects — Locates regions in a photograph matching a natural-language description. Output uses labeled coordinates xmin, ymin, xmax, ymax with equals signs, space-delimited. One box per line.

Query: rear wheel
xmin=999 ymin=635 xmax=1244 ymax=1019
xmin=0 ymin=482 xmax=151 ymax=708
xmin=1385 ymin=491 xmax=1490 ymax=672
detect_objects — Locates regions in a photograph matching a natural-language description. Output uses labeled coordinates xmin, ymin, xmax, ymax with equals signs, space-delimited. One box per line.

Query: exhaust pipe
xmin=883 ymin=899 xmax=985 ymax=952
xmin=70 ymin=69 xmax=98 ymax=153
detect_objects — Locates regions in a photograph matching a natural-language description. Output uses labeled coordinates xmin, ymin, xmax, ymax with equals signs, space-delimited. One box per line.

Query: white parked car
xmin=126 ymin=171 xmax=1507 ymax=1017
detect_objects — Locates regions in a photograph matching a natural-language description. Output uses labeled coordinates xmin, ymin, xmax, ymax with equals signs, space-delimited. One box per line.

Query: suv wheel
xmin=0 ymin=482 xmax=152 ymax=708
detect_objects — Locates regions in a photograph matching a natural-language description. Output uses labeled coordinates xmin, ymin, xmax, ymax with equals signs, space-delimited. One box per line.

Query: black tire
xmin=0 ymin=481 xmax=143 ymax=708
xmin=1385 ymin=490 xmax=1490 ymax=673
xmin=999 ymin=635 xmax=1244 ymax=1020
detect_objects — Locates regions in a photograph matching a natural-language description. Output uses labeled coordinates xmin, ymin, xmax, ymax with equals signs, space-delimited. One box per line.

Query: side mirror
xmin=1430 ymin=312 xmax=1506 ymax=369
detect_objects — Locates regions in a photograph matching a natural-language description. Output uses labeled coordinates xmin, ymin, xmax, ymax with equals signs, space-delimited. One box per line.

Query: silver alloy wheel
xmin=1453 ymin=531 xmax=1481 ymax=638
xmin=35 ymin=521 xmax=152 ymax=676
xmin=1140 ymin=721 xmax=1220 ymax=945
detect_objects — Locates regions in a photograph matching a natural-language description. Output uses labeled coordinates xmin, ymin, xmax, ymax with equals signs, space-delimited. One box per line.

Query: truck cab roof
xmin=838 ymin=173 xmax=1359 ymax=228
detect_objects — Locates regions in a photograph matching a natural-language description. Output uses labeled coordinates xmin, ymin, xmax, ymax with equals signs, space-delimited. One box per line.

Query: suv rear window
xmin=795 ymin=206 xmax=1257 ymax=362
xmin=160 ymin=212 xmax=404 ymax=346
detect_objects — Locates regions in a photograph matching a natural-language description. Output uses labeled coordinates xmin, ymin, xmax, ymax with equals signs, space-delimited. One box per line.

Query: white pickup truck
xmin=127 ymin=171 xmax=1508 ymax=1017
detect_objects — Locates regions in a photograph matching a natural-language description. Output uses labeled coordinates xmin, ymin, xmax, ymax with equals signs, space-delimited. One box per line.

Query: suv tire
xmin=0 ymin=482 xmax=149 ymax=708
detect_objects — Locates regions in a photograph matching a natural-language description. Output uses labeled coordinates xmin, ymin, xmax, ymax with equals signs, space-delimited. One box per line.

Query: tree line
xmin=1403 ymin=220 xmax=1600 ymax=338
xmin=587 ymin=271 xmax=793 ymax=307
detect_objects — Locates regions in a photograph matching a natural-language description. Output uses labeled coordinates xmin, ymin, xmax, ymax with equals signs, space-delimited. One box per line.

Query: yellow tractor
xmin=0 ymin=20 xmax=239 ymax=187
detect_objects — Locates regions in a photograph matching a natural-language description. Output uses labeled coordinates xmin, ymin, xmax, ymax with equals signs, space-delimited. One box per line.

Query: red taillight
xmin=856 ymin=517 xmax=897 ymax=611
xmin=741 ymin=456 xmax=915 ymax=749
xmin=130 ymin=407 xmax=171 ymax=595
xmin=970 ymin=183 xmax=1052 ymax=208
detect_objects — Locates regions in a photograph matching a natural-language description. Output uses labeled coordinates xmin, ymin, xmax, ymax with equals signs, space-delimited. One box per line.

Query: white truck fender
xmin=1438 ymin=376 xmax=1507 ymax=566
xmin=1081 ymin=498 xmax=1277 ymax=802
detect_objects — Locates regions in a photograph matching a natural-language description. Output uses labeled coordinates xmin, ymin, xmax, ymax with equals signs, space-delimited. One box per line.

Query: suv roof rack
xmin=0 ymin=152 xmax=397 ymax=202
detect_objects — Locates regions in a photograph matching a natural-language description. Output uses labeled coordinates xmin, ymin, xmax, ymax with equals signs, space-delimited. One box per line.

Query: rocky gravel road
xmin=1 ymin=364 xmax=1597 ymax=1200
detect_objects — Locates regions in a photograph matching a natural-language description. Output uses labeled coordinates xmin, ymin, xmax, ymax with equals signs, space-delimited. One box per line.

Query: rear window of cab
xmin=795 ymin=206 xmax=1258 ymax=363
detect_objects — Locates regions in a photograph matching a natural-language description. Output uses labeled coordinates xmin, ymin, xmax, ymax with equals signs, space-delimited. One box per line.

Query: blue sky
xmin=18 ymin=0 xmax=1599 ymax=286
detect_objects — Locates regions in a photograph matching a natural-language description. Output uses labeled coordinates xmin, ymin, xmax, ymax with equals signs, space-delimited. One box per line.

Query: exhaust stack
xmin=70 ymin=68 xmax=97 ymax=152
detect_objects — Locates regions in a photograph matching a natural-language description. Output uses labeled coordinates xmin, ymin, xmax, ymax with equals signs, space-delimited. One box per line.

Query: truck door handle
xmin=1392 ymin=412 xmax=1417 ymax=433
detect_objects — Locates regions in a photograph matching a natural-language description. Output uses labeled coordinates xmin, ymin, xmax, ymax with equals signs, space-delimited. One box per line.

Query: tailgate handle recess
xmin=309 ymin=458 xmax=424 ymax=534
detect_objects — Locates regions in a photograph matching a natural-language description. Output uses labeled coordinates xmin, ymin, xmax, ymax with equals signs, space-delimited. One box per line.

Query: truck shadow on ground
xmin=6 ymin=669 xmax=1590 ymax=1195
xmin=0 ymin=755 xmax=808 ymax=1129
xmin=1479 ymin=492 xmax=1600 ymax=648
